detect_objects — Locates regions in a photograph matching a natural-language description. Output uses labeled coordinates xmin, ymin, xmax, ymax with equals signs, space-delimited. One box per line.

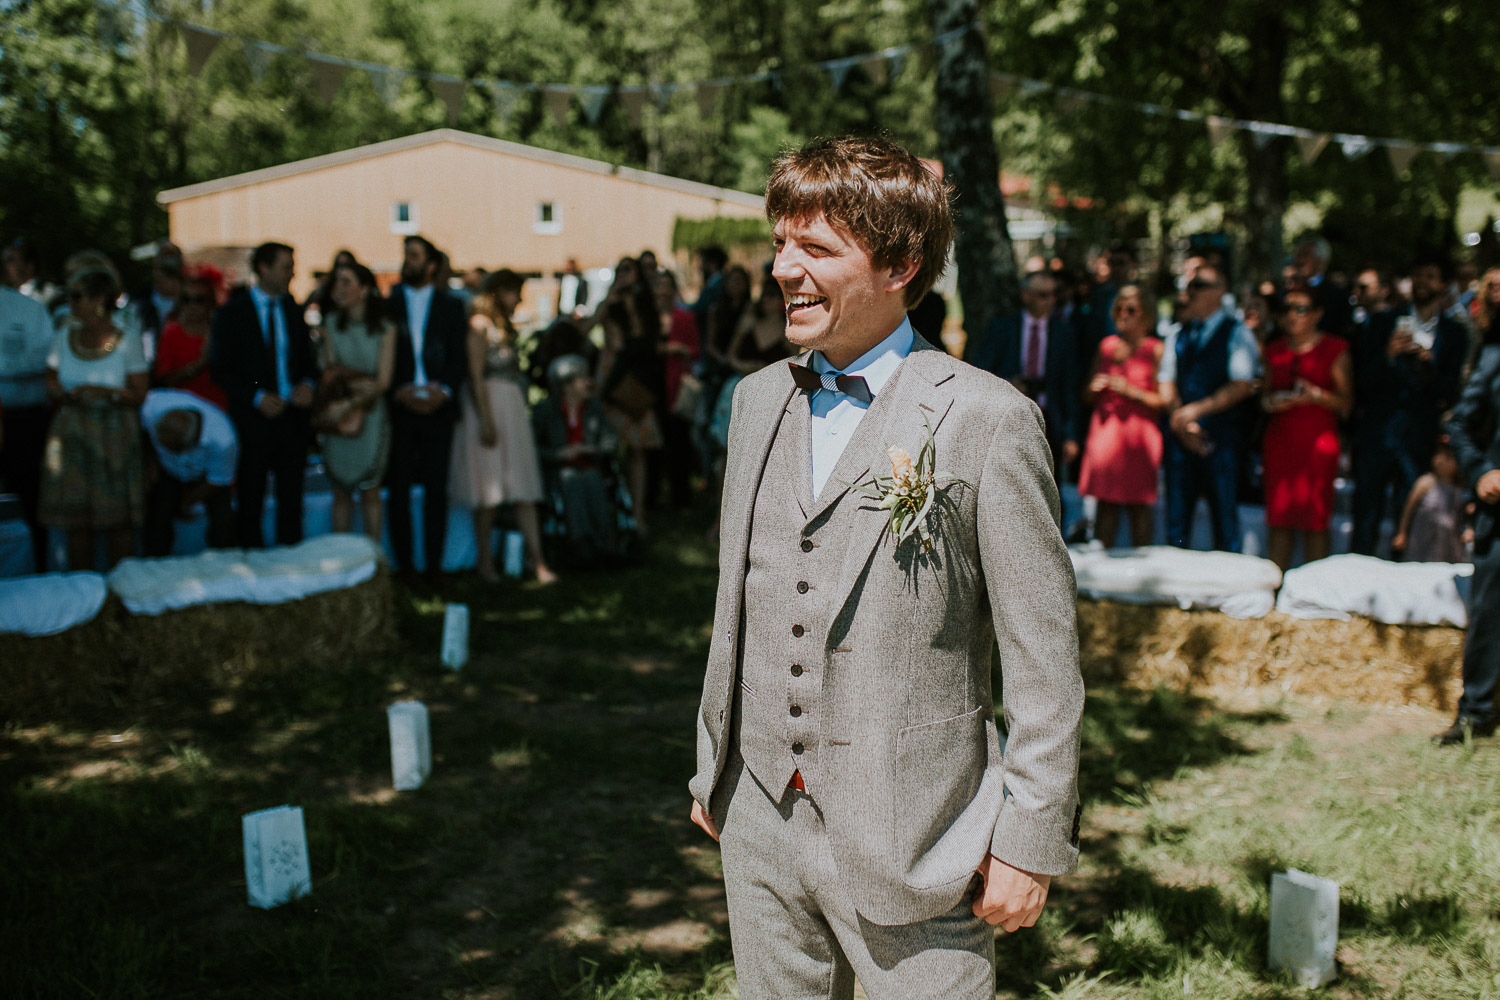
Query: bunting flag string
xmin=97 ymin=0 xmax=1500 ymax=177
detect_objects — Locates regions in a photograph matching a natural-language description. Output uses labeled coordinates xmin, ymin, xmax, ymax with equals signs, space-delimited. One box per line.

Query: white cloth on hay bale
xmin=1069 ymin=543 xmax=1283 ymax=619
xmin=0 ymin=572 xmax=108 ymax=636
xmin=107 ymin=534 xmax=381 ymax=615
xmin=1275 ymin=553 xmax=1473 ymax=627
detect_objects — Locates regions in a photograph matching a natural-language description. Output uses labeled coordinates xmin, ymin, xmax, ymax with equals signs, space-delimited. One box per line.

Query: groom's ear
xmin=884 ymin=257 xmax=920 ymax=294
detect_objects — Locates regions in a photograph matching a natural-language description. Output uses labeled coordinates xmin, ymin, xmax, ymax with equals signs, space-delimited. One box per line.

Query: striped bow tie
xmin=788 ymin=362 xmax=873 ymax=403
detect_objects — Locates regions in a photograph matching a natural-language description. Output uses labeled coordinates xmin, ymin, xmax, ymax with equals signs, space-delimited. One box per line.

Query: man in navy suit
xmin=209 ymin=241 xmax=317 ymax=547
xmin=964 ymin=270 xmax=1079 ymax=478
xmin=386 ymin=235 xmax=468 ymax=581
xmin=1351 ymin=255 xmax=1469 ymax=557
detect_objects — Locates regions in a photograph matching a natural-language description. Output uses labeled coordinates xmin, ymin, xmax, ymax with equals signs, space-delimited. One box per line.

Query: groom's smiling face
xmin=772 ymin=212 xmax=913 ymax=370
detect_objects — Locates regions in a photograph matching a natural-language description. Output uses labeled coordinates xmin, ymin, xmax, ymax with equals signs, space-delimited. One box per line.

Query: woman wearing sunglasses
xmin=152 ymin=265 xmax=227 ymax=410
xmin=1260 ymin=284 xmax=1353 ymax=570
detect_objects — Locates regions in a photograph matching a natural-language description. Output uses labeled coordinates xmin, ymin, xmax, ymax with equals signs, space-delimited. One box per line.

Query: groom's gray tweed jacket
xmin=690 ymin=336 xmax=1084 ymax=926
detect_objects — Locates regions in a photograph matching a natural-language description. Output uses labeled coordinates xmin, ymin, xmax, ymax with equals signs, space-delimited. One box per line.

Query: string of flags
xmin=103 ymin=0 xmax=1500 ymax=183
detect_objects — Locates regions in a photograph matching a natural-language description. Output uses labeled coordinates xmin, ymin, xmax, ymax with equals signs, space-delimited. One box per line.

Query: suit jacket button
xmin=790 ymin=664 xmax=803 ymax=676
xmin=790 ymin=705 xmax=802 ymax=717
xmin=801 ymin=539 xmax=814 ymax=552
xmin=797 ymin=581 xmax=809 ymax=594
xmin=792 ymin=742 xmax=804 ymax=755
xmin=792 ymin=624 xmax=804 ymax=637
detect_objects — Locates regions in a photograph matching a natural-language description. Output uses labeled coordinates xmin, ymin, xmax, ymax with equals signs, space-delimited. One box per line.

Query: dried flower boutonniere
xmin=850 ymin=417 xmax=967 ymax=553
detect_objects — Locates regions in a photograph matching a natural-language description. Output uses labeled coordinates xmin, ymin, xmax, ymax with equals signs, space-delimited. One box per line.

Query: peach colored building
xmin=157 ymin=128 xmax=766 ymax=311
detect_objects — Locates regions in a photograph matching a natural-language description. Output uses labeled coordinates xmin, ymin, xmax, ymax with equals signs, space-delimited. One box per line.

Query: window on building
xmin=390 ymin=201 xmax=418 ymax=235
xmin=533 ymin=201 xmax=562 ymax=236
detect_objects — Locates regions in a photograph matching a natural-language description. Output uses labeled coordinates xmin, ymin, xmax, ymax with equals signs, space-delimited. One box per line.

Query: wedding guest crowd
xmin=2 ymin=225 xmax=1492 ymax=586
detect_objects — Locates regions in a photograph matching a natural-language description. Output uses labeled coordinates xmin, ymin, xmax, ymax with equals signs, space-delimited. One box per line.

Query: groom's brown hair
xmin=765 ymin=134 xmax=954 ymax=308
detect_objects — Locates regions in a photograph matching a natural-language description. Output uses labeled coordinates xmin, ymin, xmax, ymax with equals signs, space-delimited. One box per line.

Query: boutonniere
xmin=850 ymin=417 xmax=968 ymax=553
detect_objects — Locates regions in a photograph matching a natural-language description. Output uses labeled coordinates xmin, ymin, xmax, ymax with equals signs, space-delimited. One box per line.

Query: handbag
xmin=671 ymin=372 xmax=703 ymax=421
xmin=312 ymin=368 xmax=368 ymax=437
xmin=608 ymin=371 xmax=657 ymax=421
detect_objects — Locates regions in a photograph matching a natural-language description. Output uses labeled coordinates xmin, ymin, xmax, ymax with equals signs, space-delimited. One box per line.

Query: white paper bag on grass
xmin=441 ymin=603 xmax=469 ymax=669
xmin=388 ymin=700 xmax=432 ymax=791
xmin=1269 ymin=869 xmax=1339 ymax=987
xmin=242 ymin=805 xmax=312 ymax=909
xmin=503 ymin=531 xmax=525 ymax=578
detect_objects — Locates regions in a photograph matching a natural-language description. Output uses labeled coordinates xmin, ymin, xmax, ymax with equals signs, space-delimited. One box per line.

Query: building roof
xmin=158 ymin=128 xmax=766 ymax=210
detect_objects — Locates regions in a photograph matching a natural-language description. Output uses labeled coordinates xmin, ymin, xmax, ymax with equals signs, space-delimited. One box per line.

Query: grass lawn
xmin=3 ymin=511 xmax=1498 ymax=999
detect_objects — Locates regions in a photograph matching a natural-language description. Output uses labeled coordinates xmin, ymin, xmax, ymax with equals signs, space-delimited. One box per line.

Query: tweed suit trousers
xmin=715 ymin=752 xmax=995 ymax=1000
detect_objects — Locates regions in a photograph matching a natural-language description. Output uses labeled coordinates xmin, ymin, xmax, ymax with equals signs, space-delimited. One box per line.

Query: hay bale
xmin=0 ymin=570 xmax=397 ymax=721
xmin=1078 ymin=599 xmax=1464 ymax=712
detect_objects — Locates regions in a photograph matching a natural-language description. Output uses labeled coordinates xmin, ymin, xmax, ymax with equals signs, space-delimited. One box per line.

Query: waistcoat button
xmin=792 ymin=624 xmax=804 ymax=637
xmin=797 ymin=581 xmax=809 ymax=594
xmin=792 ymin=742 xmax=804 ymax=755
xmin=790 ymin=664 xmax=803 ymax=676
xmin=801 ymin=539 xmax=814 ymax=552
xmin=790 ymin=705 xmax=802 ymax=717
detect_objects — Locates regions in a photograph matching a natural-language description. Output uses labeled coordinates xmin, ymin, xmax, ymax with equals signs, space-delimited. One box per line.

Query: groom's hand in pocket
xmin=973 ymin=854 xmax=1050 ymax=931
xmin=690 ymin=800 xmax=720 ymax=842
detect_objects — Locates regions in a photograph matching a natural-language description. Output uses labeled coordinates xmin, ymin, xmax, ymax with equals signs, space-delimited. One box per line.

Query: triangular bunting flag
xmin=862 ymin=55 xmax=887 ymax=85
xmin=544 ymin=87 xmax=572 ymax=129
xmin=180 ymin=25 xmax=220 ymax=77
xmin=1251 ymin=127 xmax=1278 ymax=149
xmin=490 ymin=82 xmax=521 ymax=128
xmin=309 ymin=60 xmax=345 ymax=106
xmin=578 ymin=86 xmax=610 ymax=125
xmin=768 ymin=71 xmax=784 ymax=94
xmin=619 ymin=89 xmax=647 ymax=128
xmin=828 ymin=60 xmax=854 ymax=92
xmin=696 ymin=82 xmax=722 ymax=119
xmin=1485 ymin=151 xmax=1500 ymax=183
xmin=243 ymin=42 xmax=272 ymax=84
xmin=1385 ymin=143 xmax=1420 ymax=175
xmin=649 ymin=83 xmax=675 ymax=111
xmin=1206 ymin=116 xmax=1236 ymax=149
xmin=432 ymin=79 xmax=466 ymax=125
xmin=1295 ymin=133 xmax=1330 ymax=165
xmin=886 ymin=52 xmax=906 ymax=81
xmin=1056 ymin=92 xmax=1085 ymax=115
xmin=369 ymin=68 xmax=402 ymax=109
xmin=989 ymin=73 xmax=1017 ymax=102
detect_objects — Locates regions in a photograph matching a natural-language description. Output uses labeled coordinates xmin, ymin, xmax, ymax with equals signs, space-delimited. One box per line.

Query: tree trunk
xmin=927 ymin=0 xmax=1018 ymax=343
xmin=1234 ymin=12 xmax=1289 ymax=286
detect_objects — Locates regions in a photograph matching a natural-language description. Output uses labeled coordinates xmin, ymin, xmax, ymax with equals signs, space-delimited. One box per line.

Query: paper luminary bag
xmin=387 ymin=700 xmax=432 ymax=791
xmin=440 ymin=602 xmax=469 ymax=670
xmin=1269 ymin=869 xmax=1339 ymax=987
xmin=242 ymin=805 xmax=312 ymax=909
xmin=503 ymin=531 xmax=525 ymax=578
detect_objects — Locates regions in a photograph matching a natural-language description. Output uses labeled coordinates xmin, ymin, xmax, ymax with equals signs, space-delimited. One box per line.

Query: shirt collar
xmin=809 ymin=316 xmax=915 ymax=398
xmin=249 ymin=284 xmax=276 ymax=307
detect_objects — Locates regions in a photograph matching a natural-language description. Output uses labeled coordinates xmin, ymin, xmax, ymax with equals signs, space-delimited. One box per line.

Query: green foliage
xmin=671 ymin=215 xmax=771 ymax=253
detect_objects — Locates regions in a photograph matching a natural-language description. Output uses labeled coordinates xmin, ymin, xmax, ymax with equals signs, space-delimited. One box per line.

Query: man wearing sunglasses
xmin=1157 ymin=265 xmax=1259 ymax=552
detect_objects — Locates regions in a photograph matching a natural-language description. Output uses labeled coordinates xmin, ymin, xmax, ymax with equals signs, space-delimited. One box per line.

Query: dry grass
xmin=1078 ymin=600 xmax=1464 ymax=712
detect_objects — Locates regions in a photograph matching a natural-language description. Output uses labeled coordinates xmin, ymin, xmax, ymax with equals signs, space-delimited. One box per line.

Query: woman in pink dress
xmin=1078 ymin=285 xmax=1167 ymax=547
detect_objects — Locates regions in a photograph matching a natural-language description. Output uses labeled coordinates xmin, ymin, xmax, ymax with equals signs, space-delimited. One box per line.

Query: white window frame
xmin=533 ymin=201 xmax=562 ymax=236
xmin=390 ymin=201 xmax=419 ymax=236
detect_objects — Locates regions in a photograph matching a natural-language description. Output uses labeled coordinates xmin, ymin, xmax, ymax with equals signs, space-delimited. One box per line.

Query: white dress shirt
xmin=807 ymin=317 xmax=915 ymax=497
xmin=141 ymin=389 xmax=238 ymax=486
xmin=0 ymin=286 xmax=57 ymax=407
xmin=402 ymin=283 xmax=435 ymax=386
xmin=1157 ymin=307 xmax=1261 ymax=385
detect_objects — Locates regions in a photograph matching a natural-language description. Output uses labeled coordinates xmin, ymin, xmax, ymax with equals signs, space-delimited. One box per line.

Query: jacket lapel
xmin=721 ymin=372 xmax=799 ymax=603
xmin=783 ymin=388 xmax=815 ymax=517
xmin=824 ymin=342 xmax=958 ymax=616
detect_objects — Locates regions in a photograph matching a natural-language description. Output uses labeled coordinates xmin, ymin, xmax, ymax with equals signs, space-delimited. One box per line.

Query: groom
xmin=689 ymin=135 xmax=1084 ymax=999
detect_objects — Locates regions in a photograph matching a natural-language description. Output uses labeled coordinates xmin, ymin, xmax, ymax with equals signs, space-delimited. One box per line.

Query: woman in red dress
xmin=152 ymin=266 xmax=227 ymax=410
xmin=1261 ymin=285 xmax=1353 ymax=570
xmin=1078 ymin=285 xmax=1167 ymax=547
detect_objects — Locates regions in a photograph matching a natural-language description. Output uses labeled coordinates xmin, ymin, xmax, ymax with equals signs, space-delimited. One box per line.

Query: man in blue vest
xmin=1157 ymin=265 xmax=1259 ymax=551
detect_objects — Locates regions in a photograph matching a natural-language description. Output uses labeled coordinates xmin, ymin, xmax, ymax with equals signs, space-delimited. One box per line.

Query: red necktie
xmin=1025 ymin=319 xmax=1043 ymax=379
